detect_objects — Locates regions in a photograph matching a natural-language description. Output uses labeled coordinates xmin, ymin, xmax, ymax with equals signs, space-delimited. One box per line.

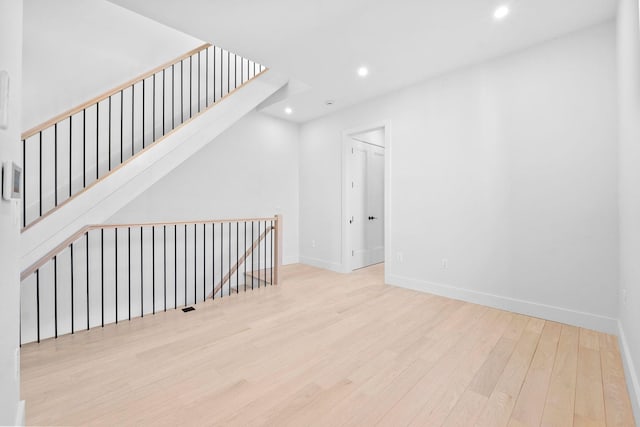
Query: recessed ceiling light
xmin=357 ymin=66 xmax=369 ymax=77
xmin=284 ymin=107 xmax=293 ymax=115
xmin=493 ymin=5 xmax=510 ymax=21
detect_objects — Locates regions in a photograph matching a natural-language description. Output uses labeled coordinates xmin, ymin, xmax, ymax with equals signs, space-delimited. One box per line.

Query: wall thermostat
xmin=2 ymin=161 xmax=22 ymax=201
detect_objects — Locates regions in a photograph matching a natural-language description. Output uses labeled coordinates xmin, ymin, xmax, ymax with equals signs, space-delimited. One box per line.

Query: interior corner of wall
xmin=618 ymin=320 xmax=640 ymax=424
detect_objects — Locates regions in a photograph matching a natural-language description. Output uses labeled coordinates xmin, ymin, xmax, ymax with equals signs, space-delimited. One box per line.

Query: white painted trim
xmin=387 ymin=273 xmax=618 ymax=334
xmin=618 ymin=321 xmax=640 ymax=424
xmin=340 ymin=120 xmax=392 ymax=274
xmin=299 ymin=256 xmax=344 ymax=273
xmin=14 ymin=400 xmax=25 ymax=427
xmin=283 ymin=255 xmax=299 ymax=265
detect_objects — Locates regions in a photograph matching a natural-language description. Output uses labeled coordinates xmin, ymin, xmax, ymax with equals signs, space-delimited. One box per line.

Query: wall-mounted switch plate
xmin=2 ymin=161 xmax=22 ymax=201
xmin=0 ymin=71 xmax=9 ymax=130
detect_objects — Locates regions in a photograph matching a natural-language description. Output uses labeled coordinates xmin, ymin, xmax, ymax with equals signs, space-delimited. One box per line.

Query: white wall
xmin=300 ymin=22 xmax=619 ymax=332
xmin=617 ymin=0 xmax=640 ymax=420
xmin=22 ymin=0 xmax=203 ymax=131
xmin=109 ymin=111 xmax=300 ymax=264
xmin=0 ymin=0 xmax=23 ymax=424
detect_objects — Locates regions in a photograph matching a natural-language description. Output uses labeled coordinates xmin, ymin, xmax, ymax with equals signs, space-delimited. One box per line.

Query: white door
xmin=350 ymin=136 xmax=384 ymax=270
xmin=366 ymin=144 xmax=385 ymax=265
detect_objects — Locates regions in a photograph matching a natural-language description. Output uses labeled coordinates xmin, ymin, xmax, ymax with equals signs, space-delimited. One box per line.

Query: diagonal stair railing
xmin=210 ymin=222 xmax=274 ymax=298
xmin=21 ymin=43 xmax=267 ymax=230
xmin=20 ymin=215 xmax=282 ymax=345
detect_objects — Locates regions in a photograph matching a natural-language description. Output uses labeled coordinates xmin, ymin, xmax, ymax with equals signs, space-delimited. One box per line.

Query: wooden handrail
xmin=21 ymin=43 xmax=213 ymax=140
xmin=100 ymin=217 xmax=277 ymax=229
xmin=21 ymin=216 xmax=277 ymax=281
xmin=21 ymin=224 xmax=93 ymax=280
xmin=274 ymin=214 xmax=282 ymax=285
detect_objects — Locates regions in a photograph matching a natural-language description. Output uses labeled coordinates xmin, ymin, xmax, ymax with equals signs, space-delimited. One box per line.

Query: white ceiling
xmin=108 ymin=0 xmax=616 ymax=123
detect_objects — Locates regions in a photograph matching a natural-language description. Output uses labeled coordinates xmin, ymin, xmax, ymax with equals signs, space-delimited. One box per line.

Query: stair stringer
xmin=21 ymin=70 xmax=288 ymax=273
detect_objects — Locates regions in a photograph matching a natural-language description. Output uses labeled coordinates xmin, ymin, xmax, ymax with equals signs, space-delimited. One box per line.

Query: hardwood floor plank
xmin=442 ymin=389 xmax=489 ymax=427
xmin=509 ymin=321 xmax=561 ymax=426
xmin=540 ymin=324 xmax=579 ymax=427
xmin=580 ymin=327 xmax=601 ymax=351
xmin=474 ymin=318 xmax=545 ymax=427
xmin=468 ymin=315 xmax=528 ymax=397
xmin=575 ymin=328 xmax=607 ymax=426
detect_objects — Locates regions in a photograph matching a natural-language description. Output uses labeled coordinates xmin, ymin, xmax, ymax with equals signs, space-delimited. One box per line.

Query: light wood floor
xmin=21 ymin=264 xmax=635 ymax=426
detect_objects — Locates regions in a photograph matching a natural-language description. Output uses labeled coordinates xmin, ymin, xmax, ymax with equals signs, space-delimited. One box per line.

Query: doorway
xmin=342 ymin=124 xmax=388 ymax=272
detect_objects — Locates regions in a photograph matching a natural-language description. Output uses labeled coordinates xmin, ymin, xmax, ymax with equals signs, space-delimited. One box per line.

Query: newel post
xmin=274 ymin=214 xmax=283 ymax=285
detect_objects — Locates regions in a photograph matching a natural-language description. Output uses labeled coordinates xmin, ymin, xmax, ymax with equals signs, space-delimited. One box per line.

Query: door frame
xmin=341 ymin=120 xmax=391 ymax=274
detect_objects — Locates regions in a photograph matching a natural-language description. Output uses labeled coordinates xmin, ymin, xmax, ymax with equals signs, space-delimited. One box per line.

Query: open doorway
xmin=342 ymin=123 xmax=389 ymax=273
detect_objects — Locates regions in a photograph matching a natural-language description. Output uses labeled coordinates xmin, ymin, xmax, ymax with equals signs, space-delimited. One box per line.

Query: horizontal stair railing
xmin=21 ymin=44 xmax=267 ymax=230
xmin=20 ymin=215 xmax=281 ymax=345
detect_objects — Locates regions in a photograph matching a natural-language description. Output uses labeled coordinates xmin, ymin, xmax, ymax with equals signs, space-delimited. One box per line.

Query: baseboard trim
xmin=283 ymin=255 xmax=299 ymax=266
xmin=387 ymin=274 xmax=618 ymax=334
xmin=299 ymin=256 xmax=344 ymax=273
xmin=14 ymin=400 xmax=25 ymax=426
xmin=618 ymin=321 xmax=640 ymax=424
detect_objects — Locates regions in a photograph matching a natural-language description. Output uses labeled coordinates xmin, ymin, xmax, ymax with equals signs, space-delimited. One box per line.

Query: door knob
xmin=368 ymin=216 xmax=378 ymax=220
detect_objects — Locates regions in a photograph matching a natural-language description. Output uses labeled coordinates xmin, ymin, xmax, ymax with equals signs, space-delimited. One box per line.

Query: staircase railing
xmin=20 ymin=215 xmax=282 ymax=345
xmin=210 ymin=223 xmax=273 ymax=298
xmin=21 ymin=43 xmax=267 ymax=230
